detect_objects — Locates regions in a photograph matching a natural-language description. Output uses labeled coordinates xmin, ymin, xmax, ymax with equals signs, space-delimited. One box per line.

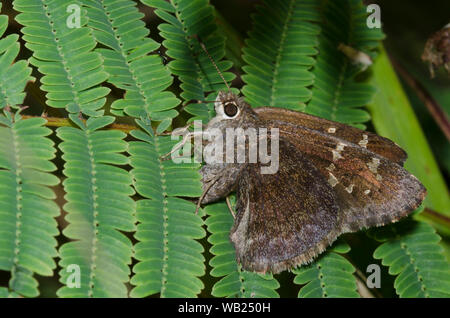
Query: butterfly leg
xmin=156 ymin=122 xmax=193 ymax=136
xmin=159 ymin=130 xmax=204 ymax=161
xmin=195 ymin=174 xmax=221 ymax=215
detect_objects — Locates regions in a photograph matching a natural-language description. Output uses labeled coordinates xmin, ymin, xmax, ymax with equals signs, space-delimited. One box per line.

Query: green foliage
xmin=0 ymin=113 xmax=59 ymax=297
xmin=305 ymin=0 xmax=384 ymax=128
xmin=145 ymin=0 xmax=235 ymax=120
xmin=0 ymin=4 xmax=58 ymax=297
xmin=370 ymin=220 xmax=450 ymax=297
xmin=293 ymin=241 xmax=359 ymax=298
xmin=0 ymin=13 xmax=32 ymax=109
xmin=0 ymin=286 xmax=20 ymax=298
xmin=0 ymin=0 xmax=448 ymax=298
xmin=82 ymin=0 xmax=180 ymax=131
xmin=13 ymin=0 xmax=110 ymax=116
xmin=56 ymin=116 xmax=135 ymax=297
xmin=129 ymin=119 xmax=205 ymax=297
xmin=242 ymin=0 xmax=321 ymax=111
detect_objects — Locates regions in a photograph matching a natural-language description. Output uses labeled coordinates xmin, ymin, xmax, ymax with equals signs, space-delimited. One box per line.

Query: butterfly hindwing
xmin=231 ymin=139 xmax=341 ymax=273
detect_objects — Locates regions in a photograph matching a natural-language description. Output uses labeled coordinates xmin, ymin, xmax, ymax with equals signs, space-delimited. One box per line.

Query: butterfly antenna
xmin=195 ymin=35 xmax=231 ymax=93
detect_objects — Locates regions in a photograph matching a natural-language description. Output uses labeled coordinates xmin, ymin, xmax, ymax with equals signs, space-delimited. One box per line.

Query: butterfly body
xmin=200 ymin=91 xmax=426 ymax=274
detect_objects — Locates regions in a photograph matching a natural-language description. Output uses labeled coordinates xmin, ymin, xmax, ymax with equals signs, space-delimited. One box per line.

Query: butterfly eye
xmin=224 ymin=103 xmax=238 ymax=118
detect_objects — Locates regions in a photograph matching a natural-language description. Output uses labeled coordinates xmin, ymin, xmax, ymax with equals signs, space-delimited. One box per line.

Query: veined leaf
xmin=242 ymin=0 xmax=321 ymax=111
xmin=0 ymin=113 xmax=59 ymax=297
xmin=142 ymin=0 xmax=235 ymax=121
xmin=305 ymin=0 xmax=384 ymax=128
xmin=370 ymin=220 xmax=450 ymax=298
xmin=129 ymin=119 xmax=205 ymax=298
xmin=56 ymin=116 xmax=136 ymax=297
xmin=293 ymin=241 xmax=359 ymax=298
xmin=82 ymin=0 xmax=180 ymax=130
xmin=13 ymin=0 xmax=110 ymax=117
xmin=0 ymin=9 xmax=56 ymax=297
xmin=0 ymin=13 xmax=33 ymax=109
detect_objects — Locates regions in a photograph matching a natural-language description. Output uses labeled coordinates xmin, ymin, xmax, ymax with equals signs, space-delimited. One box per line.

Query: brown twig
xmin=421 ymin=207 xmax=450 ymax=229
xmin=355 ymin=276 xmax=375 ymax=298
xmin=21 ymin=115 xmax=138 ymax=133
xmin=391 ymin=59 xmax=450 ymax=142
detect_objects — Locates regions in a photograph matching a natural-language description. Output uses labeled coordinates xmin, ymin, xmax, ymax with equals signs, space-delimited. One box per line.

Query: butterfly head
xmin=213 ymin=91 xmax=257 ymax=125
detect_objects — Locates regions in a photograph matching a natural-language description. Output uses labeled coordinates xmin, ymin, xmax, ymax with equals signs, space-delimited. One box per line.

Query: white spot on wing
xmin=332 ymin=150 xmax=342 ymax=161
xmin=332 ymin=142 xmax=346 ymax=161
xmin=364 ymin=189 xmax=371 ymax=195
xmin=328 ymin=127 xmax=336 ymax=134
xmin=367 ymin=157 xmax=380 ymax=174
xmin=345 ymin=184 xmax=354 ymax=193
xmin=328 ymin=173 xmax=339 ymax=187
xmin=367 ymin=157 xmax=383 ymax=181
xmin=358 ymin=134 xmax=368 ymax=148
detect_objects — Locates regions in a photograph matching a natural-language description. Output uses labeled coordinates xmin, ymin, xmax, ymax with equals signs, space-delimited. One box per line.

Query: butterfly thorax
xmin=200 ymin=92 xmax=271 ymax=204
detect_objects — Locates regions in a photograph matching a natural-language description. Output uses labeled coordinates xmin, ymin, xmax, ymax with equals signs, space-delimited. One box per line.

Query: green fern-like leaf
xmin=56 ymin=116 xmax=135 ymax=297
xmin=0 ymin=286 xmax=20 ymax=298
xmin=205 ymin=202 xmax=280 ymax=298
xmin=305 ymin=0 xmax=384 ymax=127
xmin=242 ymin=0 xmax=321 ymax=111
xmin=13 ymin=0 xmax=110 ymax=117
xmin=0 ymin=113 xmax=59 ymax=297
xmin=293 ymin=240 xmax=359 ymax=298
xmin=129 ymin=119 xmax=205 ymax=298
xmin=0 ymin=7 xmax=58 ymax=296
xmin=370 ymin=220 xmax=450 ymax=298
xmin=143 ymin=0 xmax=235 ymax=121
xmin=0 ymin=13 xmax=33 ymax=109
xmin=82 ymin=0 xmax=180 ymax=130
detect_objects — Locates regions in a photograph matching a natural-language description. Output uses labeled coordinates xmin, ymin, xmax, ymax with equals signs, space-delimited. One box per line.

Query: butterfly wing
xmin=254 ymin=107 xmax=407 ymax=165
xmin=259 ymin=114 xmax=426 ymax=233
xmin=231 ymin=139 xmax=341 ymax=273
xmin=231 ymin=132 xmax=426 ymax=273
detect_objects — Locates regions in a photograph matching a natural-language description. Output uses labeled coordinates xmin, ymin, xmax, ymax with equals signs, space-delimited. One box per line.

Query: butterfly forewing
xmin=260 ymin=115 xmax=426 ymax=232
xmin=254 ymin=107 xmax=407 ymax=165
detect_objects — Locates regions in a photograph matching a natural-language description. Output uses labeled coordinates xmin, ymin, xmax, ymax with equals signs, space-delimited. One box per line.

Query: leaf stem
xmin=21 ymin=115 xmax=137 ymax=133
xmin=391 ymin=58 xmax=450 ymax=142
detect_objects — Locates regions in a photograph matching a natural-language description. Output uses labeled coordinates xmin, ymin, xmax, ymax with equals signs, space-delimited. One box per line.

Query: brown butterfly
xmin=175 ymin=38 xmax=428 ymax=274
xmin=197 ymin=91 xmax=426 ymax=274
